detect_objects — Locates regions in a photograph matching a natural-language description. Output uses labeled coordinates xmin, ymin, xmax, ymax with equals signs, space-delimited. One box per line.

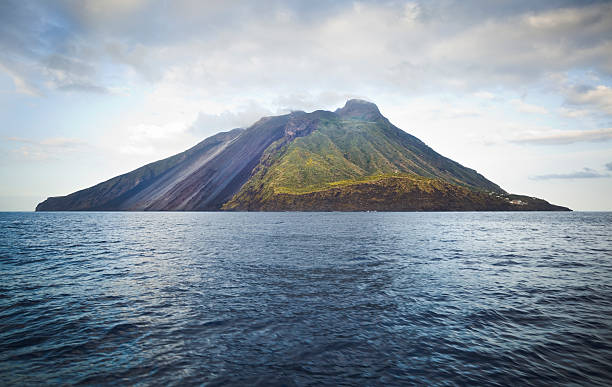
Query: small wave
xmin=104 ymin=323 xmax=141 ymax=339
xmin=492 ymin=260 xmax=521 ymax=266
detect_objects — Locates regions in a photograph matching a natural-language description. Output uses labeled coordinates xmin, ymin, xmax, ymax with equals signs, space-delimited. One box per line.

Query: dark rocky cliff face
xmin=36 ymin=100 xmax=570 ymax=212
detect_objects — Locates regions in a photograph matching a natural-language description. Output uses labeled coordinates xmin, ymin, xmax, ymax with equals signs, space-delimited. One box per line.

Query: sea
xmin=1 ymin=211 xmax=611 ymax=386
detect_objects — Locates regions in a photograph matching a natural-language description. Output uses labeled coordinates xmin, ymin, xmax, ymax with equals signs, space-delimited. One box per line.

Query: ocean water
xmin=1 ymin=211 xmax=611 ymax=386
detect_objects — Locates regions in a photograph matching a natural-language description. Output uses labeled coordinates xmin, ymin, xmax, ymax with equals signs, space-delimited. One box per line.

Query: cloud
xmin=0 ymin=0 xmax=129 ymax=95
xmin=422 ymin=3 xmax=612 ymax=87
xmin=563 ymin=84 xmax=612 ymax=115
xmin=443 ymin=108 xmax=482 ymax=119
xmin=6 ymin=137 xmax=88 ymax=148
xmin=70 ymin=0 xmax=148 ymax=22
xmin=532 ymin=168 xmax=610 ymax=180
xmin=473 ymin=91 xmax=496 ymax=100
xmin=57 ymin=83 xmax=110 ymax=94
xmin=606 ymin=162 xmax=612 ymax=171
xmin=1 ymin=1 xmax=611 ymax=99
xmin=0 ymin=62 xmax=41 ymax=96
xmin=511 ymin=99 xmax=549 ymax=114
xmin=115 ymin=121 xmax=195 ymax=156
xmin=558 ymin=107 xmax=591 ymax=118
xmin=511 ymin=128 xmax=612 ymax=145
xmin=42 ymin=54 xmax=110 ymax=93
xmin=189 ymin=102 xmax=273 ymax=137
xmin=104 ymin=41 xmax=156 ymax=81
xmin=273 ymin=92 xmax=358 ymax=113
xmin=4 ymin=137 xmax=90 ymax=160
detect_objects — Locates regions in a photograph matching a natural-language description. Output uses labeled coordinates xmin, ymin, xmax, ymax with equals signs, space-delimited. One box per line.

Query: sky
xmin=1 ymin=0 xmax=611 ymax=211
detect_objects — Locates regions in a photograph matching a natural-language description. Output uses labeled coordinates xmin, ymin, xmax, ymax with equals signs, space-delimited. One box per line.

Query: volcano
xmin=36 ymin=99 xmax=569 ymax=211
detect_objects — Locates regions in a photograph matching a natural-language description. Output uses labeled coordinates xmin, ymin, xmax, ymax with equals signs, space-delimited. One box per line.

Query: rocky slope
xmin=36 ymin=99 xmax=570 ymax=211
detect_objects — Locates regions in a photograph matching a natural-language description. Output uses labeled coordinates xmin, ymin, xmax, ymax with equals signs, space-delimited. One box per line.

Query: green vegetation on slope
xmin=224 ymin=173 xmax=568 ymax=211
xmin=223 ymin=114 xmax=504 ymax=210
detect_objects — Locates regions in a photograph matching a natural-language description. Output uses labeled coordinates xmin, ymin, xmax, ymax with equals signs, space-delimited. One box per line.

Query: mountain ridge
xmin=36 ymin=99 xmax=570 ymax=212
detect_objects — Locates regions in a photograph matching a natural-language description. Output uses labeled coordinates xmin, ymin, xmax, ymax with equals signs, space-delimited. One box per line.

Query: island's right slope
xmin=223 ymin=100 xmax=569 ymax=211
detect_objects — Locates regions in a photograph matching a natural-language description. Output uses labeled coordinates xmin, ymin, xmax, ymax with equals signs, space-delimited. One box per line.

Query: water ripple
xmin=1 ymin=211 xmax=611 ymax=385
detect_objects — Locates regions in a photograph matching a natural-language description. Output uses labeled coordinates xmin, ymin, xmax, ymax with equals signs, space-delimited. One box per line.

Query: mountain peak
xmin=335 ymin=99 xmax=382 ymax=120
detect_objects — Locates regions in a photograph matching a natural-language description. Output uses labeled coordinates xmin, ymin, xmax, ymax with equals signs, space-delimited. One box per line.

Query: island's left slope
xmin=36 ymin=113 xmax=291 ymax=211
